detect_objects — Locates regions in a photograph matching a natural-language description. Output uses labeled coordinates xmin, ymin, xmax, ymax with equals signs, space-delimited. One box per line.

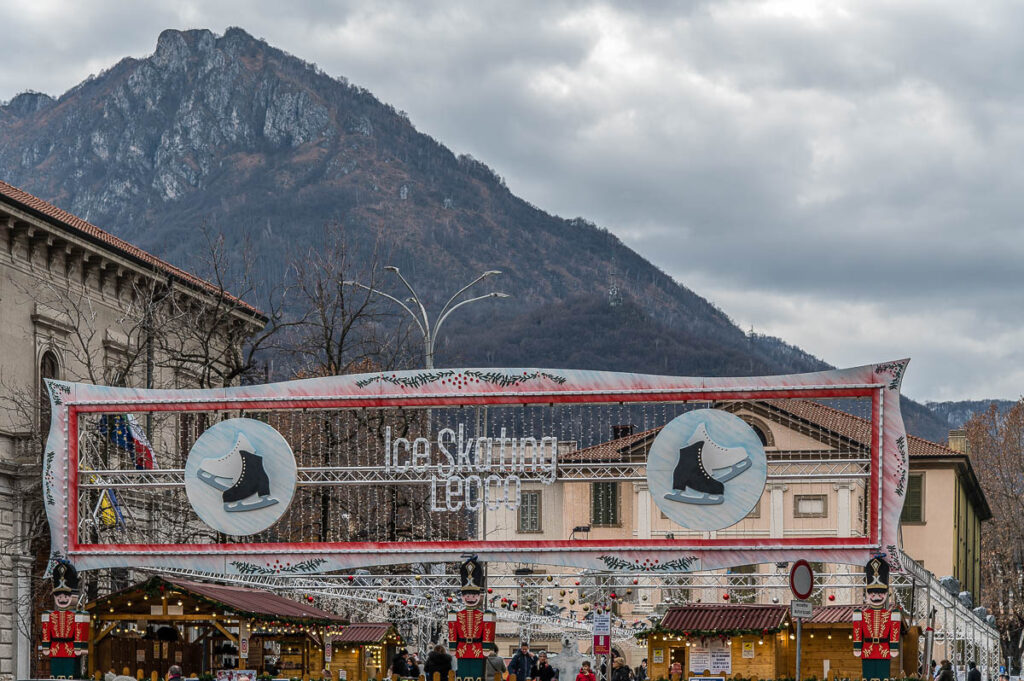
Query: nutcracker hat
xmin=460 ymin=556 xmax=485 ymax=593
xmin=52 ymin=561 xmax=80 ymax=595
xmin=865 ymin=555 xmax=890 ymax=593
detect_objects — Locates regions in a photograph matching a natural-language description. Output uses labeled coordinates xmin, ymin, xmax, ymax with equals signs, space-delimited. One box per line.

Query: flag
xmin=98 ymin=414 xmax=154 ymax=470
xmin=97 ymin=489 xmax=124 ymax=528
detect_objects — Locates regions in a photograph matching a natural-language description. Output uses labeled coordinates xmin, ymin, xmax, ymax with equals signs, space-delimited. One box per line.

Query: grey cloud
xmin=2 ymin=0 xmax=1023 ymax=400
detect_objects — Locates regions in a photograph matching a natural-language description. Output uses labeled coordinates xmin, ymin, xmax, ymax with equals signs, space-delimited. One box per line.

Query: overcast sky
xmin=2 ymin=0 xmax=1022 ymax=402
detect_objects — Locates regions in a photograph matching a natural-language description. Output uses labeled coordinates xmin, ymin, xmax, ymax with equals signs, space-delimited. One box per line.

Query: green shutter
xmin=901 ymin=474 xmax=923 ymax=523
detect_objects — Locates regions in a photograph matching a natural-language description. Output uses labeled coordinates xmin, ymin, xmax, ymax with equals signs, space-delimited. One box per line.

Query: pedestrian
xmin=509 ymin=642 xmax=536 ymax=681
xmin=611 ymin=658 xmax=631 ymax=681
xmin=167 ymin=666 xmax=183 ymax=681
xmin=426 ymin=644 xmax=454 ymax=680
xmin=576 ymin=662 xmax=596 ymax=681
xmin=321 ymin=669 xmax=332 ymax=681
xmin=938 ymin=660 xmax=955 ymax=681
xmin=486 ymin=649 xmax=508 ymax=681
xmin=409 ymin=652 xmax=421 ymax=679
xmin=967 ymin=661 xmax=981 ymax=681
xmin=669 ymin=661 xmax=683 ymax=679
xmin=633 ymin=659 xmax=647 ymax=681
xmin=930 ymin=660 xmax=939 ymax=680
xmin=534 ymin=652 xmax=557 ymax=681
xmin=392 ymin=649 xmax=412 ymax=678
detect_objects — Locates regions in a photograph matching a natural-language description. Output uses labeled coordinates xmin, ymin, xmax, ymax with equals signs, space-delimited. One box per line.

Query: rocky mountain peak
xmin=1 ymin=91 xmax=56 ymax=117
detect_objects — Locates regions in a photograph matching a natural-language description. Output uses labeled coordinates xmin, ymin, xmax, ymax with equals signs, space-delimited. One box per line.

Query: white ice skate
xmin=197 ymin=432 xmax=251 ymax=492
xmin=691 ymin=423 xmax=752 ymax=482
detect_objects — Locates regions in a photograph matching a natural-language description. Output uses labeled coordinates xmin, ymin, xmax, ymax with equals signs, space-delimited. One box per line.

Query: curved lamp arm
xmin=342 ymin=281 xmax=427 ymax=338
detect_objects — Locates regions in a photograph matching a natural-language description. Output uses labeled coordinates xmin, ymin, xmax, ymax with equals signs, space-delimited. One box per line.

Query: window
xmin=591 ymin=482 xmax=619 ymax=526
xmin=39 ymin=351 xmax=60 ymax=432
xmin=518 ymin=491 xmax=542 ymax=533
xmin=794 ymin=494 xmax=828 ymax=518
xmin=901 ymin=473 xmax=925 ymax=523
xmin=729 ymin=564 xmax=757 ymax=603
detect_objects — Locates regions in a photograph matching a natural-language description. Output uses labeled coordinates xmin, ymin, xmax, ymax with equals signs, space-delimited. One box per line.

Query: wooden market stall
xmin=643 ymin=604 xmax=919 ymax=681
xmin=326 ymin=623 xmax=403 ymax=681
xmin=85 ymin=576 xmax=346 ymax=680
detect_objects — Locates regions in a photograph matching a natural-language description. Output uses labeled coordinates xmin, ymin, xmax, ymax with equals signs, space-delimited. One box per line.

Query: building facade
xmin=484 ymin=399 xmax=991 ymax=664
xmin=0 ymin=180 xmax=264 ymax=680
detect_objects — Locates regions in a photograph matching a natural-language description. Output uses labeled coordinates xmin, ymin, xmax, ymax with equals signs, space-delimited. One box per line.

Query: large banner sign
xmin=42 ymin=360 xmax=910 ymax=574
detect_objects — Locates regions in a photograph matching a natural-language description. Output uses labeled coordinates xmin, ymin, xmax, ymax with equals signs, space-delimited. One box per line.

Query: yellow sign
xmin=742 ymin=642 xmax=755 ymax=659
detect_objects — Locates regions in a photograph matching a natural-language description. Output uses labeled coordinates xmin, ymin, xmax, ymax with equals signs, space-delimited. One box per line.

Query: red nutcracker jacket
xmin=447 ymin=608 xmax=496 ymax=659
xmin=852 ymin=607 xmax=901 ymax=660
xmin=41 ymin=610 xmax=89 ymax=658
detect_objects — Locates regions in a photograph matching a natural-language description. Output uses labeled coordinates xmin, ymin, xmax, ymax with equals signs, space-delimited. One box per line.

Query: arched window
xmin=39 ymin=351 xmax=60 ymax=433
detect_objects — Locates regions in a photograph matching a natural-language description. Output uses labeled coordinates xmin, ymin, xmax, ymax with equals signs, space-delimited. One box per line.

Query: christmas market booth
xmin=84 ymin=576 xmax=349 ymax=680
xmin=640 ymin=604 xmax=919 ymax=681
xmin=325 ymin=623 xmax=404 ymax=681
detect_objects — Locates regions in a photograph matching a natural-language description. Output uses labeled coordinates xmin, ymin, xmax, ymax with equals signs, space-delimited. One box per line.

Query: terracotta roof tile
xmin=0 ymin=179 xmax=262 ymax=317
xmin=162 ymin=577 xmax=345 ymax=622
xmin=807 ymin=605 xmax=857 ymax=624
xmin=332 ymin=623 xmax=397 ymax=644
xmin=659 ymin=603 xmax=789 ymax=633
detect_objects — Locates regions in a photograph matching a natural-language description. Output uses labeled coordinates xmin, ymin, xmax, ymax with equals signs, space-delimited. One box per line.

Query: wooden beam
xmin=92 ymin=622 xmax=118 ymax=645
xmin=95 ymin=614 xmax=227 ymax=622
xmin=210 ymin=619 xmax=238 ymax=645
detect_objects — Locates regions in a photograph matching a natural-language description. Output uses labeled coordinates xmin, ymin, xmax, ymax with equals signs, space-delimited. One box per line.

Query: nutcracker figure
xmin=41 ymin=561 xmax=90 ymax=679
xmin=447 ymin=557 xmax=496 ymax=681
xmin=852 ymin=556 xmax=902 ymax=681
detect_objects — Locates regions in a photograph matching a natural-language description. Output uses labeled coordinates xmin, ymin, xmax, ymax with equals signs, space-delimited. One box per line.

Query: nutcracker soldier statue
xmin=41 ymin=561 xmax=90 ymax=679
xmin=448 ymin=557 xmax=496 ymax=681
xmin=852 ymin=556 xmax=902 ymax=681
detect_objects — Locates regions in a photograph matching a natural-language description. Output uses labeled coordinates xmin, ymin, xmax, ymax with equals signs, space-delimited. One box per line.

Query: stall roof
xmin=332 ymin=623 xmax=396 ymax=644
xmin=658 ymin=604 xmax=789 ymax=634
xmin=89 ymin=576 xmax=346 ymax=624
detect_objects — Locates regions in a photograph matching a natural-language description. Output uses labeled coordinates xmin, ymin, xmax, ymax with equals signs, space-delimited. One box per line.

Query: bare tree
xmin=967 ymin=400 xmax=1024 ymax=670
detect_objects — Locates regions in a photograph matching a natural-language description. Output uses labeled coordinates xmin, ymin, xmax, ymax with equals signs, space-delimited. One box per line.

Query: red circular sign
xmin=790 ymin=559 xmax=814 ymax=600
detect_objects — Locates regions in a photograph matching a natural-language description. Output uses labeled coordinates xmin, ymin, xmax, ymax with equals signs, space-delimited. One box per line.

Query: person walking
xmin=408 ymin=652 xmax=421 ymax=679
xmin=509 ymin=643 xmax=536 ymax=681
xmin=967 ymin=661 xmax=981 ymax=681
xmin=392 ymin=649 xmax=412 ymax=678
xmin=633 ymin=659 xmax=647 ymax=681
xmin=610 ymin=658 xmax=631 ymax=681
xmin=576 ymin=662 xmax=596 ymax=681
xmin=426 ymin=644 xmax=454 ymax=680
xmin=534 ymin=652 xmax=557 ymax=681
xmin=167 ymin=666 xmax=184 ymax=681
xmin=937 ymin=660 xmax=955 ymax=681
xmin=486 ymin=650 xmax=507 ymax=681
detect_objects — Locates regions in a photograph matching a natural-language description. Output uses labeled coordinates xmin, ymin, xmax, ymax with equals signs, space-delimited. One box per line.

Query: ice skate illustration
xmin=197 ymin=432 xmax=279 ymax=512
xmin=663 ymin=424 xmax=752 ymax=505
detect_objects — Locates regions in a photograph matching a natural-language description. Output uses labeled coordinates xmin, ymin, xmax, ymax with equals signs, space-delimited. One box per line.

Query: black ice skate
xmin=664 ymin=441 xmax=726 ymax=505
xmin=197 ymin=433 xmax=279 ymax=512
xmin=222 ymin=449 xmax=278 ymax=512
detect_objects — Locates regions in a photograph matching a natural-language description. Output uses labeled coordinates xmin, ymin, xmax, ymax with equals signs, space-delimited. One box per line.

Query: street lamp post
xmin=343 ymin=267 xmax=508 ymax=370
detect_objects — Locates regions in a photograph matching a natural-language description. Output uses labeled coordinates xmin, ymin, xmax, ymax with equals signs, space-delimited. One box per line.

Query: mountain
xmin=0 ymin=27 xmax=952 ymax=442
xmin=926 ymin=399 xmax=1016 ymax=429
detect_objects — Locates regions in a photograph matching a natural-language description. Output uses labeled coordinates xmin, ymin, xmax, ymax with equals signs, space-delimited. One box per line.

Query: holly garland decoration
xmin=230 ymin=558 xmax=327 ymax=575
xmin=355 ymin=369 xmax=567 ymax=390
xmin=599 ymin=555 xmax=699 ymax=572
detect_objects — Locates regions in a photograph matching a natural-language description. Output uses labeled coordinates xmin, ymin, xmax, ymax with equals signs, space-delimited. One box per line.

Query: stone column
xmin=634 ymin=482 xmax=651 ymax=540
xmin=834 ymin=484 xmax=852 ymax=538
xmin=769 ymin=484 xmax=787 ymax=539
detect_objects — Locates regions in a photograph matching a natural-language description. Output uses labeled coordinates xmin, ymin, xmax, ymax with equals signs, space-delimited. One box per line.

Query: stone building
xmin=0 ymin=180 xmax=265 ymax=680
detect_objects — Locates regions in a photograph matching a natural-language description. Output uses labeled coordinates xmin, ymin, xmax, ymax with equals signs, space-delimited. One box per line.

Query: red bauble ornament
xmin=574 ymin=581 xmax=580 ymax=586
xmin=487 ymin=588 xmax=493 ymax=594
xmin=722 ymin=593 xmax=730 ymax=600
xmin=609 ymin=593 xmax=617 ymax=599
xmin=306 ymin=595 xmax=314 ymax=603
xmin=632 ymin=579 xmax=639 ymax=585
xmin=828 ymin=594 xmax=836 ymax=601
xmin=377 ymin=597 xmax=384 ymax=603
xmin=401 ymin=599 xmax=408 ymax=606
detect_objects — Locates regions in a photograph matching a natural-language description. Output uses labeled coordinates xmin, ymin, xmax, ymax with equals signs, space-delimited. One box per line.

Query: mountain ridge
xmin=0 ymin=27 xmax=952 ymax=442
